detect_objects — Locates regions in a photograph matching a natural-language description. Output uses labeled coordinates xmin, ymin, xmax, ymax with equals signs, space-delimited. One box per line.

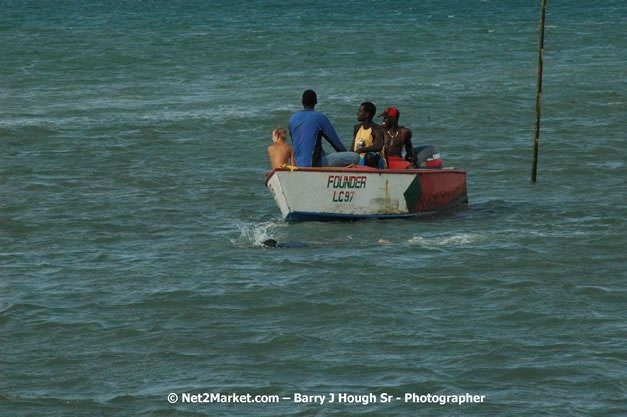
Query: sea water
xmin=1 ymin=1 xmax=625 ymax=416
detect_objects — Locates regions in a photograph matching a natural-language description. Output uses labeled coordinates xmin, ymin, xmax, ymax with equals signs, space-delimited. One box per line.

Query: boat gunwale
xmin=264 ymin=166 xmax=466 ymax=186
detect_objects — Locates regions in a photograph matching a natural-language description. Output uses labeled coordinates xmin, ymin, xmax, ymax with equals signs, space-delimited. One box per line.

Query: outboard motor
xmin=414 ymin=145 xmax=442 ymax=168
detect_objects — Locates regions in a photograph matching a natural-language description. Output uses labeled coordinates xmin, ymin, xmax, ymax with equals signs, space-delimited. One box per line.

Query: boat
xmin=265 ymin=146 xmax=468 ymax=222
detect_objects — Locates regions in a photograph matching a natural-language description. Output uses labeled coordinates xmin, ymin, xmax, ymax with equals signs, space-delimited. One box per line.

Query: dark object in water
xmin=263 ymin=239 xmax=308 ymax=248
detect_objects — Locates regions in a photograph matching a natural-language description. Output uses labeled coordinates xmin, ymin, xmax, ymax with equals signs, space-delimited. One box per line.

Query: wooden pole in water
xmin=531 ymin=0 xmax=547 ymax=183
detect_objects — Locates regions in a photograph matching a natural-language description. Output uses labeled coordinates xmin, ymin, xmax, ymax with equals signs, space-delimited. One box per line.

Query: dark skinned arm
xmin=355 ymin=125 xmax=384 ymax=153
xmin=403 ymin=128 xmax=417 ymax=163
xmin=320 ymin=131 xmax=346 ymax=152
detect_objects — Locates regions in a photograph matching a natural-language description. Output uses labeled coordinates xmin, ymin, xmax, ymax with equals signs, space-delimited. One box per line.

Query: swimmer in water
xmin=263 ymin=239 xmax=308 ymax=248
xmin=263 ymin=238 xmax=391 ymax=248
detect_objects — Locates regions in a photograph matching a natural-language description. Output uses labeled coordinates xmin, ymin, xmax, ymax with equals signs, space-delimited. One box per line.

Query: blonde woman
xmin=267 ymin=127 xmax=295 ymax=169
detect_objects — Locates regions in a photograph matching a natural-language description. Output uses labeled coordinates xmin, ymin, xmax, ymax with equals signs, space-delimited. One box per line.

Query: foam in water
xmin=231 ymin=220 xmax=284 ymax=247
xmin=408 ymin=233 xmax=486 ymax=246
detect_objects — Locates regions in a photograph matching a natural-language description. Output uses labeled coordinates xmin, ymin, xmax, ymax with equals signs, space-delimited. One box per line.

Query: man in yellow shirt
xmin=350 ymin=102 xmax=384 ymax=168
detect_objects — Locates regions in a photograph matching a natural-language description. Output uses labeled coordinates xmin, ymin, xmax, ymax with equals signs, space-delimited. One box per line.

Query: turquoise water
xmin=2 ymin=1 xmax=625 ymax=416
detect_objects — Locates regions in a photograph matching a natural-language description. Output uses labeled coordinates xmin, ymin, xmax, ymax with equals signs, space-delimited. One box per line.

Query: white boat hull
xmin=265 ymin=167 xmax=467 ymax=222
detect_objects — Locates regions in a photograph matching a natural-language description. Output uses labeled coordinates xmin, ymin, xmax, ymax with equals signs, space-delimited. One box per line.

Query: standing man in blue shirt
xmin=289 ymin=90 xmax=360 ymax=167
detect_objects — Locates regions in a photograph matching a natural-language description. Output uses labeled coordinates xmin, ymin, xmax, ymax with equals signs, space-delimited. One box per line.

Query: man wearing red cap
xmin=379 ymin=107 xmax=416 ymax=169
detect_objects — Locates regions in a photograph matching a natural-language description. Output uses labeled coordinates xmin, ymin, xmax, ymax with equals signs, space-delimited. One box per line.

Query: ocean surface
xmin=1 ymin=1 xmax=625 ymax=416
